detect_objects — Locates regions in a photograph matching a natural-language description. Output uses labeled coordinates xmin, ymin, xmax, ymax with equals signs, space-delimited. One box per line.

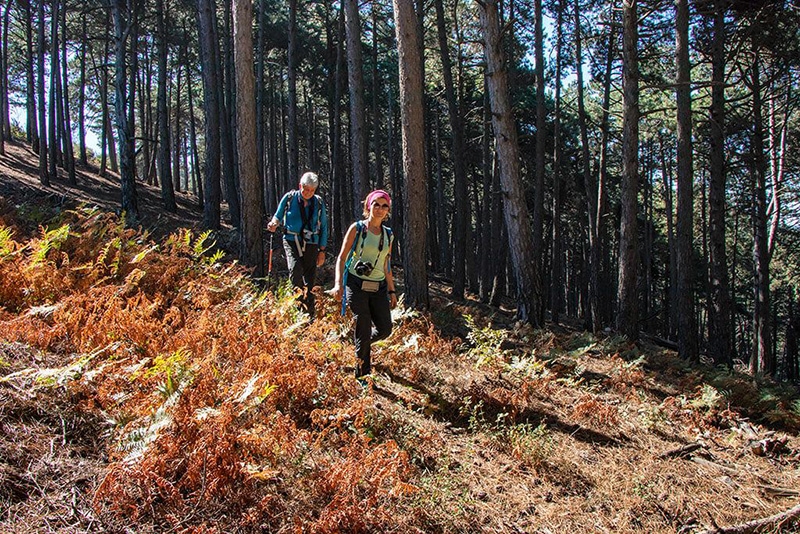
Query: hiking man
xmin=267 ymin=172 xmax=329 ymax=318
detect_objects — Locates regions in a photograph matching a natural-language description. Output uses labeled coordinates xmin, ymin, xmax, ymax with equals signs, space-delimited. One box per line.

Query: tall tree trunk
xmin=48 ymin=0 xmax=58 ymax=178
xmin=371 ymin=4 xmax=385 ymax=190
xmin=187 ymin=66 xmax=203 ymax=208
xmin=37 ymin=0 xmax=48 ymax=186
xmin=575 ymin=0 xmax=596 ymax=329
xmin=287 ymin=0 xmax=299 ymax=183
xmin=234 ymin=0 xmax=264 ymax=276
xmin=532 ymin=0 xmax=546 ymax=323
xmin=174 ymin=58 xmax=183 ymax=192
xmin=0 ymin=0 xmax=9 ymax=150
xmin=617 ymin=0 xmax=640 ymax=340
xmin=479 ymin=0 xmax=540 ymax=325
xmin=596 ymin=11 xmax=615 ymax=328
xmin=344 ymin=0 xmax=368 ymax=216
xmin=675 ymin=0 xmax=697 ymax=359
xmin=435 ymin=0 xmax=468 ymax=300
xmin=551 ymin=0 xmax=565 ymax=324
xmin=197 ymin=0 xmax=221 ymax=229
xmin=78 ymin=12 xmax=88 ymax=165
xmin=750 ymin=42 xmax=772 ymax=376
xmin=218 ymin=3 xmax=240 ymax=227
xmin=112 ymin=0 xmax=139 ymax=223
xmin=255 ymin=0 xmax=268 ymax=192
xmin=23 ymin=0 xmax=38 ymax=151
xmin=707 ymin=0 xmax=732 ymax=365
xmin=0 ymin=2 xmax=6 ymax=154
xmin=157 ymin=0 xmax=177 ymax=211
xmin=60 ymin=0 xmax=75 ymax=184
xmin=100 ymin=40 xmax=109 ymax=177
xmin=393 ymin=0 xmax=429 ymax=309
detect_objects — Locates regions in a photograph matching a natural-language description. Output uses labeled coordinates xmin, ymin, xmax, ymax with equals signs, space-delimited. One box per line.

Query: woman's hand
xmin=316 ymin=250 xmax=325 ymax=267
xmin=389 ymin=292 xmax=398 ymax=309
xmin=329 ymin=284 xmax=343 ymax=302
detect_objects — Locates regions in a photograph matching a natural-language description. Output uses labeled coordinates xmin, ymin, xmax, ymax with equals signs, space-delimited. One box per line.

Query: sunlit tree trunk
xmin=234 ymin=0 xmax=264 ymax=276
xmin=393 ymin=0 xmax=429 ymax=309
xmin=750 ymin=41 xmax=772 ymax=376
xmin=479 ymin=0 xmax=540 ymax=325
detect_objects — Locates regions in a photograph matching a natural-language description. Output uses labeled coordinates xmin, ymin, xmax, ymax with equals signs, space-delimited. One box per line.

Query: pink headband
xmin=366 ymin=190 xmax=391 ymax=207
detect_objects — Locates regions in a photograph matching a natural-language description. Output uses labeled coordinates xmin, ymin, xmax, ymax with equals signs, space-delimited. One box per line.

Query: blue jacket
xmin=273 ymin=191 xmax=329 ymax=248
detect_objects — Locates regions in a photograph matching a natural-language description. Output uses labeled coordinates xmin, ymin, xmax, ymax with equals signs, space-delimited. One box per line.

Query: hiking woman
xmin=331 ymin=190 xmax=397 ymax=383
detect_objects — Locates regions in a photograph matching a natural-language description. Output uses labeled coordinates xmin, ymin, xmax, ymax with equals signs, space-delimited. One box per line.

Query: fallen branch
xmin=691 ymin=456 xmax=740 ymax=477
xmin=697 ymin=502 xmax=800 ymax=534
xmin=759 ymin=485 xmax=800 ymax=498
xmin=658 ymin=443 xmax=703 ymax=459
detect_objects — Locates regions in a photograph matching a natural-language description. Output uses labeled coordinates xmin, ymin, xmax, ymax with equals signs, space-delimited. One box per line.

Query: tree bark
xmin=197 ymin=0 xmax=221 ymax=229
xmin=287 ymin=0 xmax=299 ymax=184
xmin=78 ymin=11 xmax=87 ymax=165
xmin=675 ymin=0 xmax=697 ymax=360
xmin=749 ymin=40 xmax=773 ymax=376
xmin=551 ymin=0 xmax=565 ymax=324
xmin=59 ymin=0 xmax=75 ymax=184
xmin=344 ymin=0 xmax=368 ymax=217
xmin=707 ymin=0 xmax=732 ymax=365
xmin=617 ymin=0 xmax=640 ymax=340
xmin=21 ymin=0 xmax=38 ymax=151
xmin=37 ymin=0 xmax=48 ymax=186
xmin=393 ymin=0 xmax=429 ymax=309
xmin=479 ymin=0 xmax=541 ymax=325
xmin=157 ymin=0 xmax=177 ymax=212
xmin=435 ymin=0 xmax=468 ymax=300
xmin=112 ymin=0 xmax=139 ymax=223
xmin=218 ymin=2 xmax=240 ymax=228
xmin=532 ymin=0 xmax=546 ymax=323
xmin=233 ymin=0 xmax=264 ymax=276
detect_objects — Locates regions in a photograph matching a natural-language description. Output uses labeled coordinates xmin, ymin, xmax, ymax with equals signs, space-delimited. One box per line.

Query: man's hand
xmin=316 ymin=250 xmax=325 ymax=267
xmin=267 ymin=220 xmax=278 ymax=232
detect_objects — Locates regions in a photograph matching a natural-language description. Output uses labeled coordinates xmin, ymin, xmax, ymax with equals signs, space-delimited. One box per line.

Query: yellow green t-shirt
xmin=347 ymin=225 xmax=393 ymax=282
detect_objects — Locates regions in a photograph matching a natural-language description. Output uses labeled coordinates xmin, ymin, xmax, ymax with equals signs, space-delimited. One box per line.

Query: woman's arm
xmin=331 ymin=223 xmax=358 ymax=301
xmin=384 ymin=242 xmax=397 ymax=309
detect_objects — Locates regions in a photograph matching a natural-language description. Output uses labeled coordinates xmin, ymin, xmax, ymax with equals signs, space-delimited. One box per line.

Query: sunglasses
xmin=372 ymin=202 xmax=390 ymax=209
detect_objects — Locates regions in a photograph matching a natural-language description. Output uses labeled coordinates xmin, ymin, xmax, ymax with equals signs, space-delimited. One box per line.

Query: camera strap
xmin=355 ymin=223 xmax=385 ymax=268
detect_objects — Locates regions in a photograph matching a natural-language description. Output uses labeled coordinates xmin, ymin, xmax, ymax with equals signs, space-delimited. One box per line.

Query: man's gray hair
xmin=300 ymin=172 xmax=319 ymax=188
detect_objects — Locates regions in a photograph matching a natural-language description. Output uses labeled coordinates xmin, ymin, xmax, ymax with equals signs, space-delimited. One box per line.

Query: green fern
xmin=0 ymin=226 xmax=16 ymax=258
xmin=464 ymin=314 xmax=506 ymax=368
xmin=192 ymin=230 xmax=215 ymax=258
xmin=31 ymin=224 xmax=71 ymax=266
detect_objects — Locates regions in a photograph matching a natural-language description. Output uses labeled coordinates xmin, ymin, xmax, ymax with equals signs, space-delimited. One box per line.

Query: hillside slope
xmin=1 ymin=141 xmax=800 ymax=533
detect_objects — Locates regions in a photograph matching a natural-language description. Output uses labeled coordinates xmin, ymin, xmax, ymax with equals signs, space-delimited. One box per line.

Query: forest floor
xmin=1 ymin=139 xmax=800 ymax=533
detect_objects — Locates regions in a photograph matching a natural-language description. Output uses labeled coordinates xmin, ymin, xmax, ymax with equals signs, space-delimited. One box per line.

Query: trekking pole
xmin=267 ymin=230 xmax=275 ymax=286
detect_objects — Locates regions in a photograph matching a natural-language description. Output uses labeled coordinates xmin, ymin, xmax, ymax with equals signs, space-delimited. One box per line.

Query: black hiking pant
xmin=283 ymin=240 xmax=319 ymax=318
xmin=346 ymin=275 xmax=392 ymax=378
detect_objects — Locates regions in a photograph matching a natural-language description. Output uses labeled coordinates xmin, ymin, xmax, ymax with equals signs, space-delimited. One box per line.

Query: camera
xmin=354 ymin=261 xmax=374 ymax=276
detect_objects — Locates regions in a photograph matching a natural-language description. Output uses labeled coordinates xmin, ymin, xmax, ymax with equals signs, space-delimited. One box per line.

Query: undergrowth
xmin=2 ymin=203 xmax=799 ymax=533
